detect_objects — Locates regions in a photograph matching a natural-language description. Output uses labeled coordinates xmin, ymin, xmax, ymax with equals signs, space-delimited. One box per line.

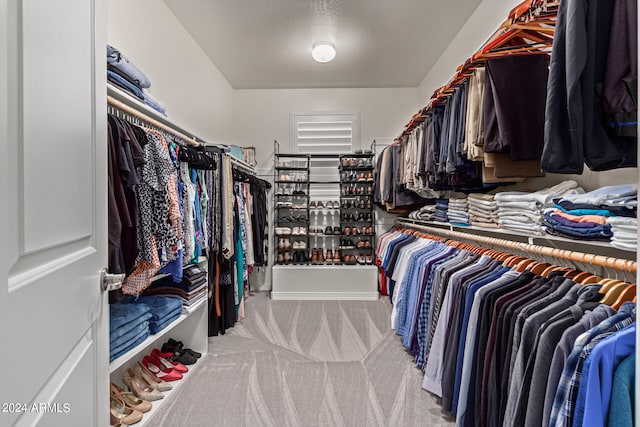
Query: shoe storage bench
xmin=109 ymin=257 xmax=209 ymax=426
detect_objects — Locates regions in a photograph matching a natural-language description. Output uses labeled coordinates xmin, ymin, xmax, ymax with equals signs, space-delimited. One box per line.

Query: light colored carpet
xmin=149 ymin=292 xmax=455 ymax=426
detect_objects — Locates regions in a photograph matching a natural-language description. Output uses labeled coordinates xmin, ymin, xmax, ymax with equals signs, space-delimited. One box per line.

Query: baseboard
xmin=270 ymin=291 xmax=379 ymax=301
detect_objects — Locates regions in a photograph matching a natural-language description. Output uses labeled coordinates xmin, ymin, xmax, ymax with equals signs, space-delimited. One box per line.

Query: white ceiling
xmin=163 ymin=0 xmax=482 ymax=89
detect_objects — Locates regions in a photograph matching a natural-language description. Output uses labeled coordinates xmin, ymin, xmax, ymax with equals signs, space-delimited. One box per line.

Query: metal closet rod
xmin=107 ymin=95 xmax=257 ymax=174
xmin=395 ymin=220 xmax=637 ymax=274
xmin=107 ymin=95 xmax=200 ymax=147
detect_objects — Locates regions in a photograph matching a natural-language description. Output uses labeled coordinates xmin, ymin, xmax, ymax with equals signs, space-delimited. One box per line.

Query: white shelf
xmin=134 ymin=354 xmax=207 ymax=427
xmin=272 ymin=265 xmax=378 ymax=300
xmin=109 ymin=298 xmax=206 ymax=373
xmin=397 ymin=218 xmax=637 ymax=256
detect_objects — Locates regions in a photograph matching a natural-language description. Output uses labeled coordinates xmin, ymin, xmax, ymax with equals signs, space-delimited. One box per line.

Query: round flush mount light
xmin=312 ymin=42 xmax=336 ymax=63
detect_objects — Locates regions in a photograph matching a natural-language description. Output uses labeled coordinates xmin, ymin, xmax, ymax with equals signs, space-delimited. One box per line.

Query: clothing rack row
xmin=394 ymin=219 xmax=637 ymax=274
xmin=397 ymin=0 xmax=558 ymax=138
xmin=107 ymin=89 xmax=258 ymax=178
xmin=107 ymin=94 xmax=201 ymax=147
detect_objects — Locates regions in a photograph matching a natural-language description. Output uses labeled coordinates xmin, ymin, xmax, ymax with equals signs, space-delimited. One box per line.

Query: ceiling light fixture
xmin=312 ymin=42 xmax=336 ymax=63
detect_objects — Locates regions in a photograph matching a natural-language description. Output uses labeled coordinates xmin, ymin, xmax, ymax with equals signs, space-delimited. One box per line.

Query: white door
xmin=0 ymin=1 xmax=108 ymax=426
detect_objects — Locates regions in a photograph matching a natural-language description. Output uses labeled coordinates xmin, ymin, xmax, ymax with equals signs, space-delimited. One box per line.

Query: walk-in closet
xmin=1 ymin=0 xmax=637 ymax=426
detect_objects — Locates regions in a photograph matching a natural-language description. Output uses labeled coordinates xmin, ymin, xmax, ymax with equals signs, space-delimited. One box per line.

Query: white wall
xmin=235 ymin=87 xmax=419 ymax=290
xmin=234 ymin=88 xmax=419 ymax=175
xmin=107 ymin=0 xmax=234 ymax=144
xmin=417 ymin=0 xmax=521 ymax=102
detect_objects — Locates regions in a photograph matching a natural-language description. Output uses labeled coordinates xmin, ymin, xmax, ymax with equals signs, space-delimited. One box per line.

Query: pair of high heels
xmin=110 ymin=382 xmax=150 ymax=425
xmin=122 ymin=364 xmax=166 ymax=402
xmin=141 ymin=348 xmax=188 ymax=382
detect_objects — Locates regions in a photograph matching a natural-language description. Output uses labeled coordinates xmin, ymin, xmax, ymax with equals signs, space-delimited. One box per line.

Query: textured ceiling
xmin=163 ymin=0 xmax=482 ymax=89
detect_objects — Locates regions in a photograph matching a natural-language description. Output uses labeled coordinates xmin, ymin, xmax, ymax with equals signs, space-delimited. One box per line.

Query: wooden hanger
xmin=611 ymin=284 xmax=636 ymax=310
xmin=600 ymin=283 xmax=631 ymax=306
xmin=515 ymin=259 xmax=536 ymax=272
xmin=598 ymin=280 xmax=626 ymax=294
xmin=579 ymin=275 xmax=602 ymax=285
xmin=529 ymin=262 xmax=551 ymax=275
xmin=571 ymin=271 xmax=594 ymax=283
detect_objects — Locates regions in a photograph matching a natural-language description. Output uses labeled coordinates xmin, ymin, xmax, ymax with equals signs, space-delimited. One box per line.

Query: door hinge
xmin=101 ymin=268 xmax=124 ymax=292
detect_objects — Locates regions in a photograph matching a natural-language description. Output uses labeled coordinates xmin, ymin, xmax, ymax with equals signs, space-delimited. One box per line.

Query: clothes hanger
xmin=610 ymin=284 xmax=636 ymax=311
xmin=579 ymin=275 xmax=602 ymax=285
xmin=515 ymin=259 xmax=536 ymax=272
xmin=529 ymin=262 xmax=551 ymax=275
xmin=600 ymin=283 xmax=631 ymax=305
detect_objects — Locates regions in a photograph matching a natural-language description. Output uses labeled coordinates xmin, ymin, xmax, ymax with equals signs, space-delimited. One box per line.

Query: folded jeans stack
xmin=606 ymin=217 xmax=638 ymax=250
xmin=120 ymin=295 xmax=184 ymax=334
xmin=542 ymin=208 xmax=613 ymax=241
xmin=468 ymin=193 xmax=499 ymax=228
xmin=495 ymin=180 xmax=581 ymax=235
xmin=408 ymin=204 xmax=436 ymax=221
xmin=107 ymin=45 xmax=167 ymax=115
xmin=110 ymin=303 xmax=152 ymax=362
xmin=447 ymin=197 xmax=470 ymax=226
xmin=434 ymin=199 xmax=449 ymax=223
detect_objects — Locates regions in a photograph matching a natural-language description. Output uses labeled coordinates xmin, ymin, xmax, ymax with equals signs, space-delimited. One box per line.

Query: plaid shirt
xmin=549 ymin=303 xmax=635 ymax=427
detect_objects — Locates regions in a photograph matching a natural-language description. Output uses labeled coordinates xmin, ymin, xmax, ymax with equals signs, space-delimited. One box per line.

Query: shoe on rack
xmin=292 ymin=251 xmax=300 ymax=264
xmin=293 ymin=241 xmax=300 ymax=250
xmin=111 ymin=382 xmax=152 ymax=414
xmin=309 ymin=201 xmax=317 ymax=209
xmin=151 ymin=349 xmax=189 ymax=373
xmin=356 ymin=213 xmax=365 ymax=222
xmin=299 ymin=226 xmax=307 ymax=235
xmin=367 ymin=226 xmax=374 ymax=234
xmin=284 ymin=239 xmax=292 ymax=249
xmin=110 ymin=396 xmax=143 ymax=426
xmin=324 ymin=226 xmax=333 ymax=235
xmin=357 ymin=240 xmax=365 ymax=249
xmin=361 ymin=226 xmax=368 ymax=235
xmin=326 ymin=249 xmax=333 ymax=264
xmin=357 ymin=254 xmax=366 ymax=265
xmin=366 ymin=213 xmax=373 ymax=222
xmin=317 ymin=201 xmax=325 ymax=209
xmin=311 ymin=249 xmax=318 ymax=263
xmin=318 ymin=249 xmax=325 ymax=263
xmin=333 ymin=226 xmax=341 ymax=235
xmin=284 ymin=252 xmax=291 ymax=263
xmin=366 ymin=172 xmax=373 ymax=182
xmin=123 ymin=367 xmax=166 ymax=399
xmin=333 ymin=249 xmax=341 ymax=263
xmin=364 ymin=240 xmax=372 ymax=249
xmin=352 ymin=227 xmax=360 ymax=236
xmin=162 ymin=339 xmax=201 ymax=360
xmin=343 ymin=227 xmax=351 ymax=236
xmin=277 ymin=252 xmax=284 ymax=263
xmin=134 ymin=361 xmax=172 ymax=392
xmin=298 ymin=241 xmax=307 ymax=250
xmin=366 ymin=199 xmax=372 ymax=208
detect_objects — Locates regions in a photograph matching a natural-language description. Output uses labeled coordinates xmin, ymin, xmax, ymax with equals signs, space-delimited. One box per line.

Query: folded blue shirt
xmin=108 ymin=70 xmax=145 ymax=100
xmin=107 ymin=45 xmax=151 ymax=88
